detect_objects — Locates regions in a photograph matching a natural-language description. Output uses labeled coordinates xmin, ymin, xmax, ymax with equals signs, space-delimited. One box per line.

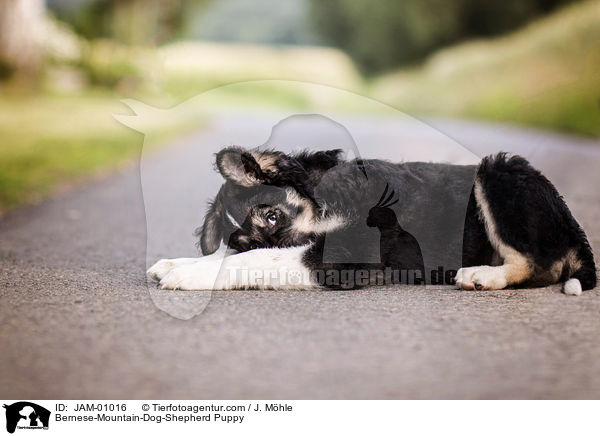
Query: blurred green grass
xmin=156 ymin=41 xmax=363 ymax=102
xmin=0 ymin=91 xmax=190 ymax=211
xmin=371 ymin=0 xmax=600 ymax=136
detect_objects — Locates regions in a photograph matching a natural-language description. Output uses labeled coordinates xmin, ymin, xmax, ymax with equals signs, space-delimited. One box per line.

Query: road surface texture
xmin=1 ymin=113 xmax=600 ymax=399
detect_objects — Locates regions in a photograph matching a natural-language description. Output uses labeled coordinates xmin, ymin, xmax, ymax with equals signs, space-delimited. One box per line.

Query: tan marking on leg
xmin=548 ymin=248 xmax=582 ymax=282
xmin=473 ymin=178 xmax=533 ymax=287
xmin=499 ymin=254 xmax=533 ymax=286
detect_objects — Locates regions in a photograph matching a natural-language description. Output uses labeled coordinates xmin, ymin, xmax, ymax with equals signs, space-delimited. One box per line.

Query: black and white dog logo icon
xmin=3 ymin=402 xmax=50 ymax=434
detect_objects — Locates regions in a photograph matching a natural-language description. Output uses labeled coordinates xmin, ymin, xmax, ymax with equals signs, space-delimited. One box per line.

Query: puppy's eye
xmin=266 ymin=211 xmax=278 ymax=225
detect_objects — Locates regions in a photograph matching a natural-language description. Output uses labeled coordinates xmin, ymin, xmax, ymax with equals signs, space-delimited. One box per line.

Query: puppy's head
xmin=197 ymin=147 xmax=343 ymax=254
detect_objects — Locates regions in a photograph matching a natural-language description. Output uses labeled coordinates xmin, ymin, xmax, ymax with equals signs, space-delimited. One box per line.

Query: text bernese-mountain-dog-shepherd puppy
xmin=147 ymin=147 xmax=596 ymax=295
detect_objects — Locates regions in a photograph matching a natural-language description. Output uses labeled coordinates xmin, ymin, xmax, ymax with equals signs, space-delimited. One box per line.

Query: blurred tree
xmin=0 ymin=0 xmax=46 ymax=79
xmin=48 ymin=0 xmax=210 ymax=45
xmin=188 ymin=0 xmax=318 ymax=45
xmin=309 ymin=0 xmax=578 ymax=74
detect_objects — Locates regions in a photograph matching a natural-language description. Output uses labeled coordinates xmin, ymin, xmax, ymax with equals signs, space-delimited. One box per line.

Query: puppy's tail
xmin=563 ymin=243 xmax=597 ymax=296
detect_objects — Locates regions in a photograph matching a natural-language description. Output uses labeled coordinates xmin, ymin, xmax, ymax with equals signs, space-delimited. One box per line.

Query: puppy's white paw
xmin=563 ymin=278 xmax=582 ymax=296
xmin=159 ymin=262 xmax=221 ymax=290
xmin=455 ymin=266 xmax=478 ymax=290
xmin=455 ymin=266 xmax=507 ymax=290
xmin=471 ymin=266 xmax=507 ymax=290
xmin=147 ymin=258 xmax=198 ymax=281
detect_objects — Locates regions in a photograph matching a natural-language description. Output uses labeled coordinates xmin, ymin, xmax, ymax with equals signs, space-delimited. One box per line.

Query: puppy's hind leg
xmin=457 ymin=159 xmax=536 ymax=290
xmin=563 ymin=244 xmax=597 ymax=296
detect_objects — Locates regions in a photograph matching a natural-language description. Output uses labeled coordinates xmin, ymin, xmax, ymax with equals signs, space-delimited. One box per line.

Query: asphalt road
xmin=1 ymin=113 xmax=600 ymax=399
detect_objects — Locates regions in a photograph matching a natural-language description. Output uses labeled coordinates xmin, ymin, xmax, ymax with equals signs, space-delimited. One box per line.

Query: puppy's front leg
xmin=147 ymin=257 xmax=200 ymax=281
xmin=159 ymin=245 xmax=315 ymax=290
xmin=147 ymin=246 xmax=232 ymax=281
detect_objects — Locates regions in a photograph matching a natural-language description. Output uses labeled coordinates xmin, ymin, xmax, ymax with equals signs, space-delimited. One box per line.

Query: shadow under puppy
xmin=148 ymin=147 xmax=596 ymax=295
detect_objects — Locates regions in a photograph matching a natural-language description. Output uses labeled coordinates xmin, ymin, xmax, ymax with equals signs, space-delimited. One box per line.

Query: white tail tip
xmin=564 ymin=278 xmax=582 ymax=296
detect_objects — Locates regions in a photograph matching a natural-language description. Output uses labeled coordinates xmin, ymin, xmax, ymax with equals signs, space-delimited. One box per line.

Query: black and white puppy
xmin=147 ymin=147 xmax=597 ymax=295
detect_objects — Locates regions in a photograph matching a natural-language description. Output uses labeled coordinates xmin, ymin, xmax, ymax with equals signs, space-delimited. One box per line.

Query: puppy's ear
xmin=214 ymin=146 xmax=319 ymax=206
xmin=196 ymin=198 xmax=223 ymax=255
xmin=216 ymin=147 xmax=280 ymax=187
